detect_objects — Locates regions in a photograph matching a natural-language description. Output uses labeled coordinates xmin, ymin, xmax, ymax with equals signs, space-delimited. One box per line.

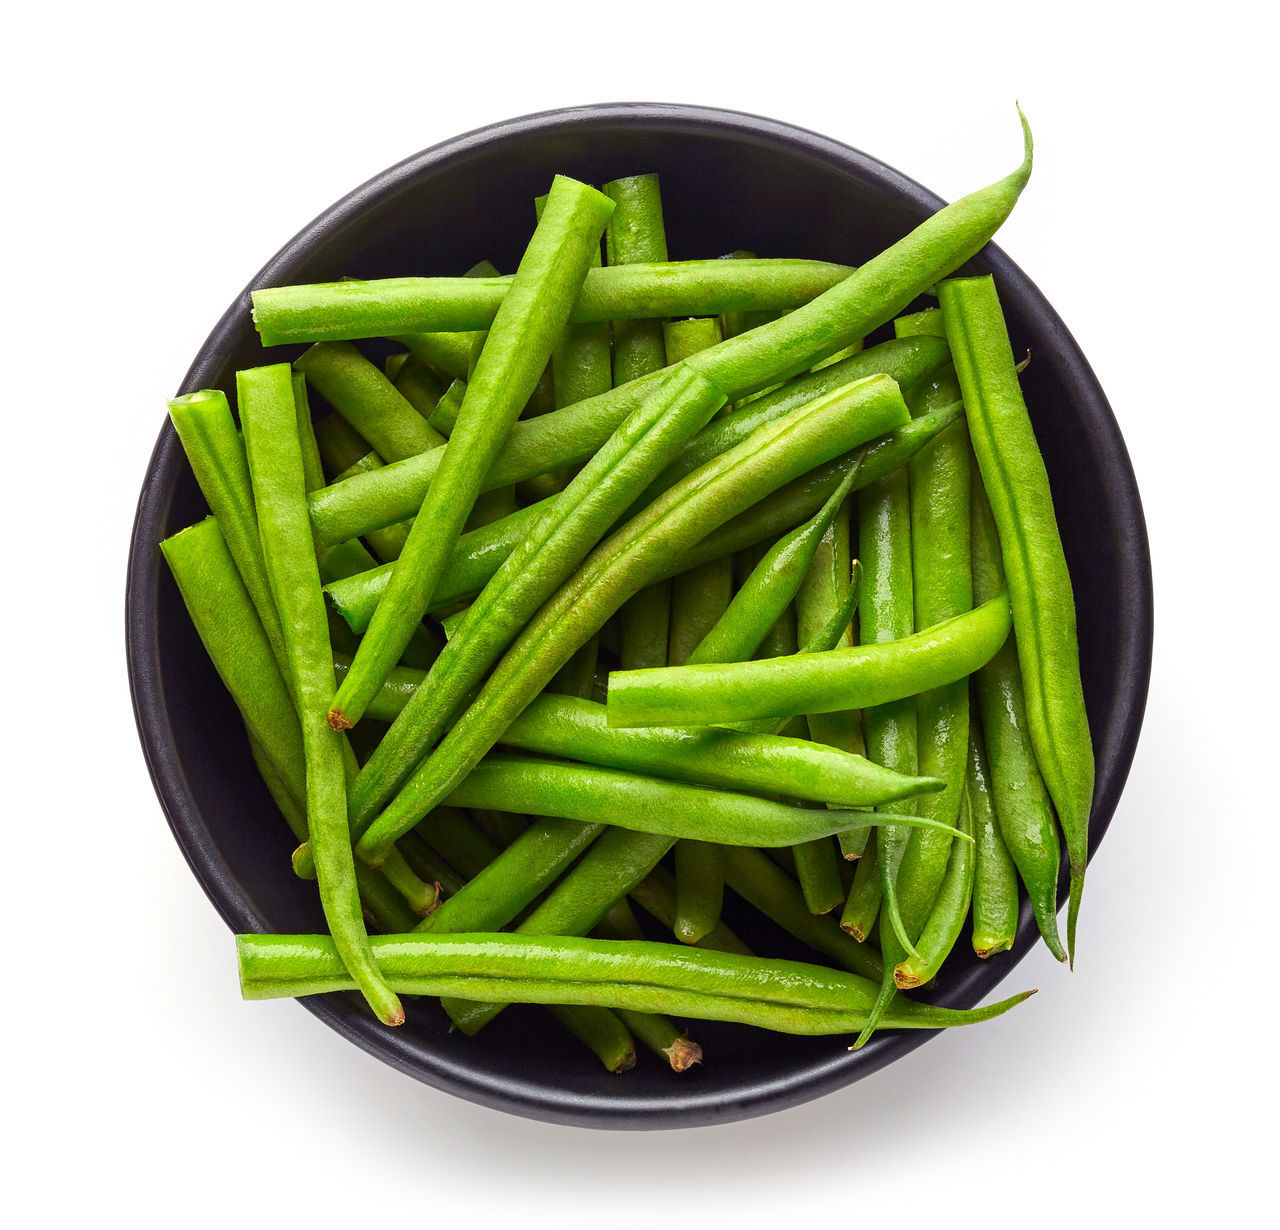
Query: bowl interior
xmin=127 ymin=104 xmax=1152 ymax=1128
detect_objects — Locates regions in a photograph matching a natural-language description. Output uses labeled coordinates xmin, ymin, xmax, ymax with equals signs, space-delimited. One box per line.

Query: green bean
xmin=329 ymin=177 xmax=615 ymax=728
xmin=396 ymin=831 xmax=465 ymax=898
xmin=673 ymin=840 xmax=723 ymax=946
xmin=970 ymin=468 xmax=1066 ymax=961
xmin=415 ymin=805 xmax=499 ymax=879
xmin=548 ymin=1004 xmax=636 ymax=1072
xmin=606 ymin=593 xmax=1009 ymax=729
xmin=237 ymin=363 xmax=401 ymax=1026
xmin=167 ymin=390 xmax=289 ymax=678
xmin=841 ymin=845 xmax=882 ymax=941
xmin=682 ymin=113 xmax=1034 ymax=397
xmin=940 ymin=273 xmax=1090 ymax=960
xmin=668 ymin=558 xmax=733 ymax=667
xmin=161 ymin=518 xmax=305 ymax=804
xmin=604 ymin=174 xmax=669 ymax=385
xmin=468 ymin=808 xmax=528 ymax=850
xmin=253 ymin=259 xmax=854 ymax=344
xmin=596 ymin=900 xmax=703 ymax=1070
xmin=549 ymin=632 xmax=600 ymax=700
xmin=325 ymin=499 xmax=549 ymax=630
xmin=892 ymin=784 xmax=977 ymax=988
xmin=441 ymin=754 xmax=955 ymax=848
xmin=426 ymin=378 xmax=465 ymax=437
xmin=442 ymin=827 xmax=676 ymax=1034
xmin=721 ymin=847 xmax=882 ymax=981
xmin=967 ymin=724 xmax=1019 ymax=958
xmin=663 ymin=317 xmax=723 ymax=365
xmin=465 ymin=485 xmax=518 ymax=532
xmin=628 ymin=866 xmax=754 ymax=957
xmin=347 ymin=366 xmax=727 ymax=839
xmin=307 ymin=337 xmax=948 ymax=549
xmin=378 ymin=850 xmax=441 ymax=917
xmin=390 ymin=259 xmax=501 ymax=381
xmin=391 ymin=354 xmax=447 ymax=419
xmin=414 ymin=817 xmax=602 ymax=935
xmin=861 ymin=307 xmax=974 ymax=1043
xmin=295 ymin=342 xmax=445 ymax=460
xmin=619 ymin=582 xmax=671 ymax=670
xmin=358 ymin=375 xmax=912 ymax=863
xmin=238 ymin=933 xmax=1034 ymax=1035
xmin=494 ymin=694 xmax=941 ymax=806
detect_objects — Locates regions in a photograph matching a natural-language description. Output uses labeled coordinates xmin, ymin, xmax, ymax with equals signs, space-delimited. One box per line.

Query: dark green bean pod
xmin=390 ymin=353 xmax=445 ymax=417
xmin=628 ymin=867 xmax=754 ymax=958
xmin=966 ymin=723 xmax=1019 ymax=958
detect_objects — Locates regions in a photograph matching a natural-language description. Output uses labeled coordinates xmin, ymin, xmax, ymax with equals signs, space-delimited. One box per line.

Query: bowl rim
xmin=126 ymin=100 xmax=1154 ymax=1129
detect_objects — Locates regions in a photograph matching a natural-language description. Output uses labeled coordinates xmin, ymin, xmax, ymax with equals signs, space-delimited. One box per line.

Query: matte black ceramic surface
xmin=126 ymin=103 xmax=1152 ymax=1129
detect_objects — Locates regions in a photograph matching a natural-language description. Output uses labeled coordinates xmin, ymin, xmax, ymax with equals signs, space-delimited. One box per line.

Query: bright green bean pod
xmin=330 ymin=177 xmax=615 ymax=728
xmin=443 ymin=827 xmax=677 ymax=1033
xmin=663 ymin=317 xmax=723 ymax=365
xmin=440 ymin=754 xmax=955 ymax=848
xmin=604 ymin=174 xmax=669 ymax=385
xmin=668 ymin=558 xmax=733 ymax=668
xmin=606 ymin=593 xmax=1010 ymax=728
xmin=237 ymin=363 xmax=401 ymax=1026
xmin=673 ymin=840 xmax=724 ymax=946
xmin=496 ymin=694 xmax=941 ymax=807
xmin=295 ymin=342 xmax=445 ymax=460
xmin=414 ymin=817 xmax=602 ymax=934
xmin=841 ymin=844 xmax=882 ymax=941
xmin=389 ymin=258 xmax=500 ymax=381
xmin=311 ymin=416 xmax=413 ymax=563
xmin=967 ymin=723 xmax=1019 ymax=958
xmin=683 ymin=113 xmax=1034 ymax=397
xmin=970 ymin=468 xmax=1066 ymax=961
xmin=892 ymin=785 xmax=977 ymax=988
xmin=940 ymin=273 xmax=1090 ymax=960
xmin=358 ymin=376 xmax=912 ymax=863
xmin=167 ymin=390 xmax=289 ymax=678
xmin=347 ymin=366 xmax=727 ymax=841
xmin=237 ymin=933 xmax=1034 ymax=1036
xmin=396 ymin=831 xmax=465 ymax=898
xmin=253 ymin=259 xmax=854 ymax=343
xmin=427 ymin=378 xmax=466 ymax=437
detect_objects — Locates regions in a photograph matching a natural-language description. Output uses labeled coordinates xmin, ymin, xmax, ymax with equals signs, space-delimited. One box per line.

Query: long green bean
xmin=604 ymin=174 xmax=669 ymax=385
xmin=966 ymin=724 xmax=1019 ymax=958
xmin=330 ymin=176 xmax=615 ymax=728
xmin=238 ymin=362 xmax=401 ymax=1026
xmin=940 ymin=273 xmax=1090 ymax=960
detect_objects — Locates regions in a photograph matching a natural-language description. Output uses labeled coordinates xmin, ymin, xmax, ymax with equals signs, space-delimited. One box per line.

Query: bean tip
xmin=327 ymin=708 xmax=354 ymax=731
xmin=664 ymin=1035 xmax=703 ymax=1073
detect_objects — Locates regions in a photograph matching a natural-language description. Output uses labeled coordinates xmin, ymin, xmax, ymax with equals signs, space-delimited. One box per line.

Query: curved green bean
xmin=940 ymin=273 xmax=1090 ymax=961
xmin=238 ymin=362 xmax=402 ymax=1026
xmin=605 ymin=592 xmax=1011 ymax=729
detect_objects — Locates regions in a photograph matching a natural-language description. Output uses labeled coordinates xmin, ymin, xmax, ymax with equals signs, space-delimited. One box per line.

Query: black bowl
xmin=126 ymin=103 xmax=1152 ymax=1129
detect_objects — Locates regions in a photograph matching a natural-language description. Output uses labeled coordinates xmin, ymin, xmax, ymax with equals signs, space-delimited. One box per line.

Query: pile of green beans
xmin=158 ymin=115 xmax=1096 ymax=1074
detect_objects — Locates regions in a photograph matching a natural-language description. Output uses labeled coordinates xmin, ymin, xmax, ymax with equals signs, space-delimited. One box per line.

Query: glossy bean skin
xmin=970 ymin=468 xmax=1066 ymax=961
xmin=967 ymin=724 xmax=1020 ymax=958
xmin=605 ymin=592 xmax=1010 ymax=729
xmin=357 ymin=375 xmax=912 ymax=864
xmin=346 ymin=366 xmax=727 ymax=843
xmin=295 ymin=341 xmax=445 ymax=460
xmin=167 ymin=390 xmax=289 ymax=678
xmin=940 ymin=273 xmax=1091 ymax=960
xmin=238 ymin=362 xmax=402 ymax=1026
xmin=604 ymin=174 xmax=669 ymax=385
xmin=237 ymin=932 xmax=1034 ymax=1036
xmin=442 ymin=827 xmax=677 ymax=1033
xmin=330 ymin=176 xmax=615 ymax=728
xmin=441 ymin=754 xmax=955 ymax=849
xmin=252 ymin=259 xmax=854 ymax=343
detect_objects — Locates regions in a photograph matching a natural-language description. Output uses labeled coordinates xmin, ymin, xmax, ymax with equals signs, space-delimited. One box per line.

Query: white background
xmin=6 ymin=2 xmax=1276 ymax=1225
